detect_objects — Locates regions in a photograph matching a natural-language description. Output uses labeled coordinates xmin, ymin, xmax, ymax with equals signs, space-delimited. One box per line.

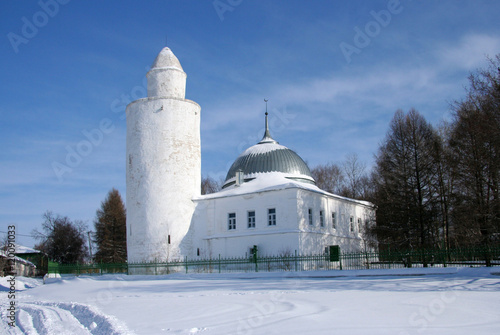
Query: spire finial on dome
xmin=259 ymin=99 xmax=277 ymax=144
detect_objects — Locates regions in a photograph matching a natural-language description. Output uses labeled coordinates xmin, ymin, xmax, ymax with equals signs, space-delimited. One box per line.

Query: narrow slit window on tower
xmin=308 ymin=208 xmax=313 ymax=225
xmin=168 ymin=235 xmax=171 ymax=244
xmin=228 ymin=213 xmax=236 ymax=230
xmin=332 ymin=212 xmax=336 ymax=230
xmin=320 ymin=210 xmax=324 ymax=227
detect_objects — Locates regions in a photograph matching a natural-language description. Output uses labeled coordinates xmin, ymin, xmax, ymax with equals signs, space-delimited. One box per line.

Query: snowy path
xmin=0 ymin=301 xmax=133 ymax=335
xmin=1 ymin=267 xmax=500 ymax=334
xmin=17 ymin=302 xmax=92 ymax=334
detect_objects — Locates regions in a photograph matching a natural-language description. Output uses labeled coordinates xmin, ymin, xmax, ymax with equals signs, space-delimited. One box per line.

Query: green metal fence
xmin=48 ymin=262 xmax=128 ymax=275
xmin=47 ymin=245 xmax=500 ymax=276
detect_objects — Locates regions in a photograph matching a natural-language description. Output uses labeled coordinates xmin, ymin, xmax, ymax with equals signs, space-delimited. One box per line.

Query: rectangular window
xmin=358 ymin=217 xmax=362 ymax=232
xmin=268 ymin=208 xmax=276 ymax=226
xmin=308 ymin=208 xmax=313 ymax=225
xmin=319 ymin=210 xmax=324 ymax=227
xmin=349 ymin=216 xmax=354 ymax=232
xmin=248 ymin=211 xmax=256 ymax=228
xmin=332 ymin=212 xmax=336 ymax=229
xmin=228 ymin=213 xmax=236 ymax=230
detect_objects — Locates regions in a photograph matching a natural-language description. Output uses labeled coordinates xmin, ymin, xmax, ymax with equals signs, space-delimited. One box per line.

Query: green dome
xmin=222 ymin=113 xmax=315 ymax=188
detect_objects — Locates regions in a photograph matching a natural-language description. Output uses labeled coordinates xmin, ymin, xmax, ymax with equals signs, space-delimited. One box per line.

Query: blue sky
xmin=1 ymin=0 xmax=499 ymax=248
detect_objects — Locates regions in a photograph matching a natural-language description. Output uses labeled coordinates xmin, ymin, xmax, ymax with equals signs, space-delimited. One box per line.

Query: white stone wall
xmin=296 ymin=189 xmax=376 ymax=254
xmin=186 ymin=188 xmax=300 ymax=258
xmin=126 ymin=48 xmax=201 ymax=263
xmin=146 ymin=68 xmax=186 ymax=99
xmin=187 ymin=185 xmax=375 ymax=259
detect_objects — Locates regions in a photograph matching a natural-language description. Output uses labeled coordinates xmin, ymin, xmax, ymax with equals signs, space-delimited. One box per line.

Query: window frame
xmin=228 ymin=212 xmax=236 ymax=230
xmin=268 ymin=208 xmax=276 ymax=226
xmin=247 ymin=211 xmax=256 ymax=229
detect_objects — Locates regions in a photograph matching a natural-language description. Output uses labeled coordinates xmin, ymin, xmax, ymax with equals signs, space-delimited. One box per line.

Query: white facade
xmin=183 ymin=174 xmax=375 ymax=259
xmin=126 ymin=48 xmax=201 ymax=263
xmin=126 ymin=47 xmax=376 ymax=265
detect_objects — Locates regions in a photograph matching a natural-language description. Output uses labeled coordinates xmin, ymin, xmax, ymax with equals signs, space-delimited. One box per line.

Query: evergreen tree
xmin=94 ymin=188 xmax=127 ymax=263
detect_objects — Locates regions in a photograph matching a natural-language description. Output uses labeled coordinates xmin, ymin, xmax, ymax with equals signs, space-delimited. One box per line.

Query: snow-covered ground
xmin=1 ymin=267 xmax=500 ymax=334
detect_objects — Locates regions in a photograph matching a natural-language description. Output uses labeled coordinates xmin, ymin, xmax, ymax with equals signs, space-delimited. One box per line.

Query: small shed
xmin=14 ymin=244 xmax=48 ymax=277
xmin=0 ymin=250 xmax=36 ymax=277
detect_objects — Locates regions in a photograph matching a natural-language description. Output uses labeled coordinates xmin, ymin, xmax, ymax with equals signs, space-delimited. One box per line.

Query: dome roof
xmin=150 ymin=47 xmax=183 ymax=71
xmin=223 ymin=113 xmax=315 ymax=188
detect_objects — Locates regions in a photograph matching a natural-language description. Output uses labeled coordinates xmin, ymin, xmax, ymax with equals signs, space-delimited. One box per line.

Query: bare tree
xmin=341 ymin=153 xmax=367 ymax=199
xmin=449 ymin=55 xmax=500 ymax=246
xmin=372 ymin=109 xmax=442 ymax=252
xmin=433 ymin=121 xmax=454 ymax=251
xmin=311 ymin=163 xmax=344 ymax=194
xmin=32 ymin=211 xmax=88 ymax=264
xmin=1 ymin=234 xmax=9 ymax=252
xmin=201 ymin=175 xmax=222 ymax=194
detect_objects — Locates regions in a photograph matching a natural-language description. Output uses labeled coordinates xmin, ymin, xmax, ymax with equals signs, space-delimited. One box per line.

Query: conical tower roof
xmin=150 ymin=47 xmax=183 ymax=71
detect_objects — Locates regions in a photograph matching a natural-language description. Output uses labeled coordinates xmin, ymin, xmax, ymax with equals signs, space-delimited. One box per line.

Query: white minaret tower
xmin=126 ymin=47 xmax=201 ymax=264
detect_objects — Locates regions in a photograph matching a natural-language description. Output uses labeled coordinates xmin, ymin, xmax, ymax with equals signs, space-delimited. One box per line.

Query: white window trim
xmin=247 ymin=210 xmax=256 ymax=229
xmin=228 ymin=213 xmax=236 ymax=230
xmin=268 ymin=208 xmax=276 ymax=226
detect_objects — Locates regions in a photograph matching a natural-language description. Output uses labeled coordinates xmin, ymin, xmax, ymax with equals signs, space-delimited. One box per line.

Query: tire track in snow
xmin=1 ymin=301 xmax=134 ymax=335
xmin=17 ymin=309 xmax=37 ymax=335
xmin=17 ymin=304 xmax=91 ymax=335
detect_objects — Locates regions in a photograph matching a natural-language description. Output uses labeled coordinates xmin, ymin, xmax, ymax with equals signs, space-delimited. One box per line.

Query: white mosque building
xmin=126 ymin=47 xmax=376 ymax=263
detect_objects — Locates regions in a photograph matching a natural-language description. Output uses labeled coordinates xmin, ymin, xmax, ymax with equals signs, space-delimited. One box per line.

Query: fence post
xmin=185 ymin=256 xmax=188 ymax=273
xmin=484 ymin=246 xmax=492 ymax=267
xmin=295 ymin=250 xmax=298 ymax=272
xmin=218 ymin=254 xmax=221 ymax=273
xmin=339 ymin=252 xmax=343 ymax=270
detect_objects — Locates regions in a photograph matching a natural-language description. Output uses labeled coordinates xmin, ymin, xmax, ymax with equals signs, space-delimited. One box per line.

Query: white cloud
xmin=436 ymin=33 xmax=500 ymax=70
xmin=201 ymin=31 xmax=499 ymax=176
